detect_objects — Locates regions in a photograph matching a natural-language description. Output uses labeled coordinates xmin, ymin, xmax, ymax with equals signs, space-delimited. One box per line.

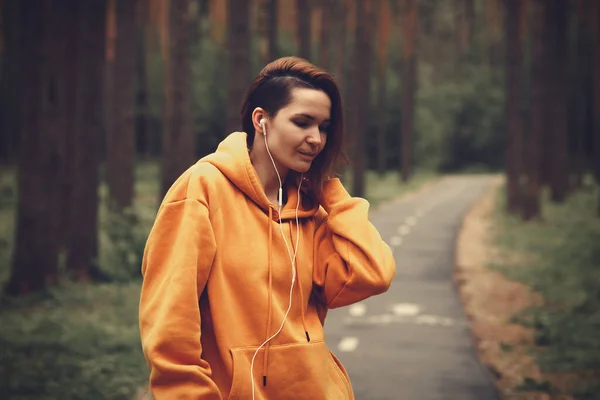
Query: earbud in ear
xmin=259 ymin=118 xmax=267 ymax=136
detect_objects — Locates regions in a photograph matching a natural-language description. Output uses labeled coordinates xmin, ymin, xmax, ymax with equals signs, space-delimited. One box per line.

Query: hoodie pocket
xmin=229 ymin=341 xmax=353 ymax=400
xmin=329 ymin=351 xmax=353 ymax=396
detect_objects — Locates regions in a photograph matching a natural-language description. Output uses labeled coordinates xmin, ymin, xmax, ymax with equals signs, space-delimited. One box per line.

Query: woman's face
xmin=259 ymin=88 xmax=331 ymax=174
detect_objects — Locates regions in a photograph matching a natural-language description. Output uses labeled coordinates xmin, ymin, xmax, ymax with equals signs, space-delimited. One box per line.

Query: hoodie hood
xmin=202 ymin=131 xmax=320 ymax=220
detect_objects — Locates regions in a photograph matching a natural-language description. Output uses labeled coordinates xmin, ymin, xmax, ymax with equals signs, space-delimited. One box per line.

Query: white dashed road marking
xmin=349 ymin=303 xmax=367 ymax=317
xmin=415 ymin=315 xmax=438 ymax=326
xmin=397 ymin=225 xmax=411 ymax=236
xmin=391 ymin=303 xmax=421 ymax=317
xmin=338 ymin=337 xmax=359 ymax=352
xmin=389 ymin=236 xmax=403 ymax=247
xmin=405 ymin=216 xmax=418 ymax=226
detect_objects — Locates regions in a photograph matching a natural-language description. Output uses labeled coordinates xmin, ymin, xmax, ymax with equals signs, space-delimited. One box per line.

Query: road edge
xmin=452 ymin=177 xmax=557 ymax=399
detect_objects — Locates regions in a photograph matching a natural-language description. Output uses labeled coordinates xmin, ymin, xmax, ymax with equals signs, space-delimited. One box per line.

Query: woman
xmin=139 ymin=57 xmax=395 ymax=400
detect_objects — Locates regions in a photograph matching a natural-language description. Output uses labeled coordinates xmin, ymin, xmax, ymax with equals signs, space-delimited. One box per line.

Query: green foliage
xmin=99 ymin=207 xmax=150 ymax=282
xmin=97 ymin=162 xmax=159 ymax=282
xmin=516 ymin=377 xmax=556 ymax=393
xmin=491 ymin=182 xmax=600 ymax=395
xmin=499 ymin=342 xmax=515 ymax=353
xmin=413 ymin=65 xmax=505 ymax=171
xmin=0 ymin=282 xmax=147 ymax=400
xmin=0 ymin=164 xmax=154 ymax=399
xmin=572 ymin=382 xmax=600 ymax=400
xmin=144 ymin=7 xmax=509 ymax=174
xmin=0 ymin=167 xmax=16 ymax=286
xmin=192 ymin=39 xmax=228 ymax=156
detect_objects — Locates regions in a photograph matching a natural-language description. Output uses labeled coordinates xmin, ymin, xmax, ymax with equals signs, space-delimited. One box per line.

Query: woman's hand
xmin=299 ymin=175 xmax=313 ymax=197
xmin=299 ymin=174 xmax=337 ymax=205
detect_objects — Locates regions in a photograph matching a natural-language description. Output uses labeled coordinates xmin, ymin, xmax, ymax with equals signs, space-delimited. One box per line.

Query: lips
xmin=298 ymin=151 xmax=319 ymax=158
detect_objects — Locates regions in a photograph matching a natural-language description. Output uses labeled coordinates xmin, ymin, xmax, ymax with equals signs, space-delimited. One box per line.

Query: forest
xmin=0 ymin=0 xmax=599 ymax=399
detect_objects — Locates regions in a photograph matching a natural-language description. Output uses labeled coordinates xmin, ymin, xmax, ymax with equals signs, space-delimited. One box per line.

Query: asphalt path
xmin=324 ymin=175 xmax=500 ymax=400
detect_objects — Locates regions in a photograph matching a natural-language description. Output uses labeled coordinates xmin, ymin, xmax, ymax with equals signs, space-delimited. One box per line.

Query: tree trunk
xmin=399 ymin=0 xmax=418 ymax=182
xmin=67 ymin=0 xmax=106 ymax=281
xmin=55 ymin=1 xmax=79 ymax=250
xmin=571 ymin=1 xmax=590 ymax=190
xmin=456 ymin=0 xmax=476 ymax=55
xmin=539 ymin=1 xmax=552 ymax=188
xmin=593 ymin=1 xmax=600 ymax=216
xmin=504 ymin=0 xmax=524 ymax=214
xmin=332 ymin=0 xmax=348 ymax=97
xmin=297 ymin=0 xmax=311 ymax=60
xmin=401 ymin=56 xmax=417 ymax=182
xmin=547 ymin=0 xmax=569 ymax=203
xmin=161 ymin=0 xmax=195 ymax=197
xmin=319 ymin=0 xmax=332 ymax=70
xmin=105 ymin=0 xmax=116 ymax=165
xmin=522 ymin=0 xmax=547 ymax=221
xmin=139 ymin=1 xmax=163 ymax=159
xmin=256 ymin=0 xmax=270 ymax=66
xmin=465 ymin=0 xmax=475 ymax=48
xmin=376 ymin=0 xmax=390 ymax=175
xmin=38 ymin=0 xmax=67 ymax=278
xmin=257 ymin=0 xmax=277 ymax=65
xmin=136 ymin=0 xmax=151 ymax=159
xmin=6 ymin=0 xmax=61 ymax=295
xmin=335 ymin=0 xmax=350 ymax=176
xmin=267 ymin=0 xmax=279 ymax=62
xmin=593 ymin=2 xmax=600 ymax=183
xmin=351 ymin=0 xmax=374 ymax=197
xmin=376 ymin=69 xmax=387 ymax=175
xmin=455 ymin=0 xmax=467 ymax=55
xmin=483 ymin=0 xmax=504 ymax=69
xmin=0 ymin=0 xmax=20 ymax=164
xmin=209 ymin=0 xmax=227 ymax=44
xmin=225 ymin=0 xmax=250 ymax=135
xmin=107 ymin=0 xmax=137 ymax=210
xmin=190 ymin=0 xmax=206 ymax=45
xmin=268 ymin=0 xmax=278 ymax=62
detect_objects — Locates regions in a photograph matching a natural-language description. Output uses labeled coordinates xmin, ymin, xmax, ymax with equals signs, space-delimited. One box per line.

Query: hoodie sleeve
xmin=313 ymin=178 xmax=396 ymax=309
xmin=139 ymin=198 xmax=222 ymax=400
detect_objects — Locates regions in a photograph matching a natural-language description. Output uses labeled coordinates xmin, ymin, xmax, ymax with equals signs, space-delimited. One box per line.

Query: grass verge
xmin=457 ymin=177 xmax=600 ymax=399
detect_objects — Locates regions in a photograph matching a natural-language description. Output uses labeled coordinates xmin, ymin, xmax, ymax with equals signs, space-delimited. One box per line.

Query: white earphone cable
xmin=250 ymin=120 xmax=303 ymax=400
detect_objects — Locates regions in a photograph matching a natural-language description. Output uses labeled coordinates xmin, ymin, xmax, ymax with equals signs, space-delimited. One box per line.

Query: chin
xmin=291 ymin=162 xmax=312 ymax=173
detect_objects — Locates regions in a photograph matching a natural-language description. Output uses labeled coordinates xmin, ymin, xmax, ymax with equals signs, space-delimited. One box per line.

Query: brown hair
xmin=240 ymin=57 xmax=345 ymax=202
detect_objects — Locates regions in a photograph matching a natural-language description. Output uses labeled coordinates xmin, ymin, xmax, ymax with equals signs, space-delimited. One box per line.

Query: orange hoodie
xmin=139 ymin=132 xmax=396 ymax=399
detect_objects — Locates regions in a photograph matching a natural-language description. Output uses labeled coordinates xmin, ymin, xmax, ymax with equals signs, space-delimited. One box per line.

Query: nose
xmin=306 ymin=127 xmax=322 ymax=146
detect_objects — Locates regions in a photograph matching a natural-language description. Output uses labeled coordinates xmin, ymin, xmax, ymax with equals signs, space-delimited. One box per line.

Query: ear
xmin=251 ymin=107 xmax=267 ymax=135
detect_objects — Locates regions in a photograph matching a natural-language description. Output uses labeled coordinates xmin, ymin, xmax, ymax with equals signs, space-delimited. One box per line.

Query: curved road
xmin=325 ymin=175 xmax=500 ymax=400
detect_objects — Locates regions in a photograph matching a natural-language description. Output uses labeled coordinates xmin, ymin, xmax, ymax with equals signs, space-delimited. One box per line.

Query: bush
xmin=99 ymin=207 xmax=150 ymax=282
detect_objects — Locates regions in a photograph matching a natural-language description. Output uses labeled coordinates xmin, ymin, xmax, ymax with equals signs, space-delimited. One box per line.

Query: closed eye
xmin=294 ymin=121 xmax=329 ymax=134
xmin=293 ymin=113 xmax=331 ymax=130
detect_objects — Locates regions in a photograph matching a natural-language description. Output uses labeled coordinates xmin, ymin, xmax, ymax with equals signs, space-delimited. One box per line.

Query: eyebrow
xmin=294 ymin=113 xmax=331 ymax=123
